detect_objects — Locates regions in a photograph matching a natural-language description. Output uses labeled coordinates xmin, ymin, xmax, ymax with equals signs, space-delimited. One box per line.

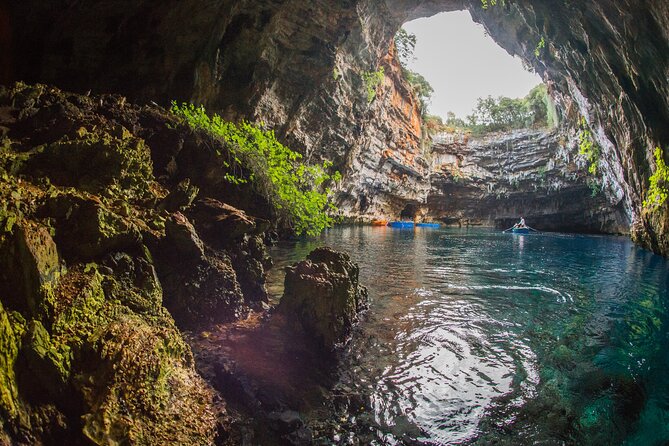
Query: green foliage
xmin=402 ymin=68 xmax=434 ymax=115
xmin=171 ymin=102 xmax=341 ymax=236
xmin=481 ymin=0 xmax=506 ymax=9
xmin=394 ymin=28 xmax=417 ymax=67
xmin=436 ymin=84 xmax=555 ymax=135
xmin=535 ymin=36 xmax=547 ymax=58
xmin=361 ymin=68 xmax=385 ymax=103
xmin=578 ymin=117 xmax=600 ymax=175
xmin=393 ymin=28 xmax=434 ymax=117
xmin=467 ymin=96 xmax=531 ymax=134
xmin=643 ymin=147 xmax=669 ymax=212
xmin=333 ymin=67 xmax=341 ymax=81
xmin=587 ymin=178 xmax=601 ymax=197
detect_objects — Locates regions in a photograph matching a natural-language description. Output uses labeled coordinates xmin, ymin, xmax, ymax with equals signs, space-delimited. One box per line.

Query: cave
xmin=1 ymin=1 xmax=669 ymax=444
xmin=6 ymin=0 xmax=667 ymax=252
xmin=400 ymin=202 xmax=420 ymax=220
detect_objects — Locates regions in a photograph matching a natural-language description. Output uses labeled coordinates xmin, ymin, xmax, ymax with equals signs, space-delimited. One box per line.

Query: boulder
xmin=158 ymin=178 xmax=199 ymax=212
xmin=0 ymin=222 xmax=63 ymax=315
xmin=18 ymin=320 xmax=71 ymax=401
xmin=40 ymin=193 xmax=142 ymax=261
xmin=164 ymin=212 xmax=205 ymax=261
xmin=278 ymin=247 xmax=368 ymax=351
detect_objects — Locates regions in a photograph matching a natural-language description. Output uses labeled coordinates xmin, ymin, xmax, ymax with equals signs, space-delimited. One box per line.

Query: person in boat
xmin=513 ymin=217 xmax=527 ymax=229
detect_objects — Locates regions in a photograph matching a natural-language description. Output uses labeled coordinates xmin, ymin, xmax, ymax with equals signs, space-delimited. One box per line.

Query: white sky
xmin=402 ymin=10 xmax=542 ymax=119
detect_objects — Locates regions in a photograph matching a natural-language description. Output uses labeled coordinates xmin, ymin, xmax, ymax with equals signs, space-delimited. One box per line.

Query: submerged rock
xmin=279 ymin=247 xmax=368 ymax=351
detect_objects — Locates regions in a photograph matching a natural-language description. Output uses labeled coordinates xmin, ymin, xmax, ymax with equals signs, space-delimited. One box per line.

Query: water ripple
xmin=269 ymin=227 xmax=669 ymax=445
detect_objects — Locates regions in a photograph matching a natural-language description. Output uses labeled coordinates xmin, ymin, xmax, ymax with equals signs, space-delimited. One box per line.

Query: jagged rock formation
xmin=428 ymin=129 xmax=629 ymax=233
xmin=0 ymin=83 xmax=279 ymax=444
xmin=278 ymin=247 xmax=368 ymax=351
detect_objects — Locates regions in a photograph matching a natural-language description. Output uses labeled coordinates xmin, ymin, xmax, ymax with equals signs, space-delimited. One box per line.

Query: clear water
xmin=268 ymin=226 xmax=669 ymax=445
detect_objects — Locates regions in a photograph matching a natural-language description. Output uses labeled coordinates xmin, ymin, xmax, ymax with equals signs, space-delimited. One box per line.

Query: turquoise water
xmin=268 ymin=227 xmax=669 ymax=445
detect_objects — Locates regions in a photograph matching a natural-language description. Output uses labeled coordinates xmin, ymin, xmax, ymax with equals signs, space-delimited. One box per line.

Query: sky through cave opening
xmin=402 ymin=10 xmax=542 ymax=121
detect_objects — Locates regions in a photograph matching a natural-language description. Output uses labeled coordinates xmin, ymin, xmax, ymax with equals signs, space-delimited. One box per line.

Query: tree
xmin=461 ymin=84 xmax=557 ymax=134
xmin=394 ymin=28 xmax=417 ymax=67
xmin=402 ymin=68 xmax=434 ymax=115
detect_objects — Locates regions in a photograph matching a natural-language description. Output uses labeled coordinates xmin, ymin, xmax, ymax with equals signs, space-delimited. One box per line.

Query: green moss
xmin=23 ymin=320 xmax=71 ymax=390
xmin=80 ymin=315 xmax=216 ymax=445
xmin=50 ymin=268 xmax=110 ymax=352
xmin=0 ymin=301 xmax=20 ymax=422
xmin=19 ymin=125 xmax=154 ymax=201
xmin=643 ymin=147 xmax=669 ymax=212
xmin=0 ymin=83 xmax=219 ymax=444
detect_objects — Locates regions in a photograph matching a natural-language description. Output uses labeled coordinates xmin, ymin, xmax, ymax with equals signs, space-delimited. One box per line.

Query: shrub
xmin=361 ymin=67 xmax=385 ymax=103
xmin=578 ymin=117 xmax=600 ymax=175
xmin=643 ymin=147 xmax=669 ymax=212
xmin=171 ymin=102 xmax=341 ymax=236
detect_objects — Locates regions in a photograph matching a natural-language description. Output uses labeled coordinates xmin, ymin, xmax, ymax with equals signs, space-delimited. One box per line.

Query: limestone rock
xmin=427 ymin=129 xmax=629 ymax=233
xmin=41 ymin=193 xmax=142 ymax=261
xmin=18 ymin=320 xmax=70 ymax=400
xmin=0 ymin=301 xmax=20 ymax=424
xmin=191 ymin=198 xmax=270 ymax=246
xmin=279 ymin=247 xmax=368 ymax=351
xmin=164 ymin=212 xmax=205 ymax=261
xmin=158 ymin=178 xmax=199 ymax=212
xmin=0 ymin=221 xmax=63 ymax=315
xmin=9 ymin=1 xmax=669 ymax=252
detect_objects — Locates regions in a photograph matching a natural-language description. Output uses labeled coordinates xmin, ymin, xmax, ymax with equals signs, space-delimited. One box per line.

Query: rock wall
xmin=0 ymin=83 xmax=280 ymax=444
xmin=427 ymin=129 xmax=629 ymax=233
xmin=461 ymin=1 xmax=669 ymax=252
xmin=6 ymin=0 xmax=668 ymax=252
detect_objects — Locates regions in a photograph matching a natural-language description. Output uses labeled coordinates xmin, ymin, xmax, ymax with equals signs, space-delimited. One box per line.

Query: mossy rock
xmin=0 ymin=221 xmax=63 ymax=316
xmin=21 ymin=126 xmax=154 ymax=199
xmin=78 ymin=314 xmax=217 ymax=445
xmin=18 ymin=320 xmax=71 ymax=402
xmin=101 ymin=252 xmax=164 ymax=315
xmin=0 ymin=301 xmax=20 ymax=424
xmin=40 ymin=193 xmax=142 ymax=261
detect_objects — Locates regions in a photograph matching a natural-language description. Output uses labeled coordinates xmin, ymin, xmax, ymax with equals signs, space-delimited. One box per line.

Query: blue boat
xmin=388 ymin=221 xmax=415 ymax=228
xmin=511 ymin=227 xmax=530 ymax=234
xmin=416 ymin=222 xmax=441 ymax=228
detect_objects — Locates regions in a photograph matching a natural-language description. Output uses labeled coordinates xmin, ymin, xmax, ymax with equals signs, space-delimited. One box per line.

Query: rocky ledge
xmin=427 ymin=129 xmax=629 ymax=233
xmin=0 ymin=82 xmax=279 ymax=444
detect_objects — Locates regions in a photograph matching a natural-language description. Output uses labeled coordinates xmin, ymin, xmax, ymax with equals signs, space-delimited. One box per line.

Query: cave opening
xmin=399 ymin=9 xmax=544 ymax=128
xmin=400 ymin=203 xmax=419 ymax=220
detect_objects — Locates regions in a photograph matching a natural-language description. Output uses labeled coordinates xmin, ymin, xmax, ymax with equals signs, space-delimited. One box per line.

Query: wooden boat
xmin=416 ymin=222 xmax=440 ymax=228
xmin=371 ymin=219 xmax=388 ymax=227
xmin=388 ymin=221 xmax=415 ymax=228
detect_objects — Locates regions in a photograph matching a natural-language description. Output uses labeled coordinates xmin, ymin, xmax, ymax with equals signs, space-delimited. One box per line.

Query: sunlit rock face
xmin=427 ymin=129 xmax=629 ymax=233
xmin=6 ymin=0 xmax=669 ymax=252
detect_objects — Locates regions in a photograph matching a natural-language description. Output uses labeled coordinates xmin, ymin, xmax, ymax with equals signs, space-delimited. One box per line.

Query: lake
xmin=267 ymin=226 xmax=669 ymax=445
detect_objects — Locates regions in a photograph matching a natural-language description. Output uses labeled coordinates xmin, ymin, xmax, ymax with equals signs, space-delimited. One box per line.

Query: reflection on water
xmin=269 ymin=226 xmax=669 ymax=445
